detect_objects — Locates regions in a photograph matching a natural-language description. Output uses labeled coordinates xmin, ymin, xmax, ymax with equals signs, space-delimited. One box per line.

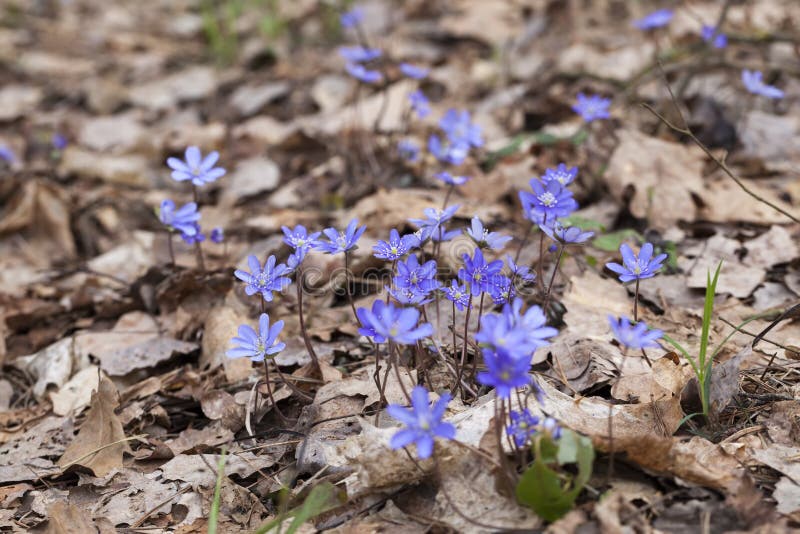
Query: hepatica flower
xmin=504 ymin=298 xmax=558 ymax=351
xmin=507 ymin=409 xmax=540 ymax=447
xmin=466 ymin=216 xmax=513 ymax=250
xmin=181 ymin=223 xmax=205 ymax=244
xmin=572 ymin=93 xmax=611 ymax=122
xmin=52 ymin=133 xmax=68 ymax=150
xmin=542 ymin=163 xmax=578 ymax=186
xmin=606 ymin=242 xmax=667 ymax=282
xmin=159 ymin=199 xmax=200 ymax=236
xmin=742 ymin=69 xmax=784 ymax=99
xmin=409 ymin=90 xmax=430 ymax=119
xmin=210 ymin=227 xmax=224 ymax=243
xmin=345 ymin=63 xmax=382 ymax=84
xmin=338 ymin=45 xmax=382 ymax=63
xmin=397 ymin=139 xmax=420 ymax=162
xmin=435 ymin=171 xmax=471 ymax=186
xmin=0 ymin=144 xmax=16 ymax=165
xmin=387 ymin=386 xmax=455 ymax=459
xmin=506 ymin=255 xmax=536 ymax=284
xmin=394 ymin=254 xmax=440 ymax=295
xmin=227 ymin=313 xmax=285 ymax=362
xmin=701 ymin=25 xmax=727 ymax=49
xmin=520 ymin=179 xmax=578 ymax=221
xmin=315 ymin=219 xmax=366 ymax=254
xmin=282 ymin=225 xmax=320 ymax=254
xmin=439 ymin=109 xmax=483 ymax=148
xmin=442 ymin=280 xmax=471 ymax=311
xmin=488 ymin=274 xmax=514 ymax=305
xmin=339 ymin=6 xmax=363 ymax=29
xmin=477 ymin=347 xmax=532 ymax=399
xmin=399 ymin=63 xmax=428 ymax=80
xmin=428 ymin=135 xmax=469 ymax=165
xmin=609 ymin=315 xmax=663 ymax=349
xmin=540 ymin=220 xmax=594 ymax=245
xmin=409 ymin=205 xmax=460 ymax=242
xmin=235 ymin=255 xmax=291 ymax=301
xmin=458 ymin=248 xmax=504 ymax=295
xmin=357 ymin=300 xmax=433 ymax=344
xmin=633 ymin=8 xmax=673 ymax=30
xmin=374 ymin=229 xmax=418 ymax=260
xmin=167 ymin=146 xmax=226 ymax=186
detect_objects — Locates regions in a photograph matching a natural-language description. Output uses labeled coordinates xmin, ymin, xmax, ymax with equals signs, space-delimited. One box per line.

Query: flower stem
xmin=470 ymin=293 xmax=485 ymax=381
xmin=296 ymin=266 xmax=320 ymax=376
xmin=456 ymin=294 xmax=474 ymax=398
xmin=167 ymin=232 xmax=175 ymax=266
xmin=344 ymin=251 xmax=359 ymax=324
xmin=633 ymin=278 xmax=640 ymax=322
xmin=261 ymin=359 xmax=287 ymax=424
xmin=542 ymin=245 xmax=565 ymax=314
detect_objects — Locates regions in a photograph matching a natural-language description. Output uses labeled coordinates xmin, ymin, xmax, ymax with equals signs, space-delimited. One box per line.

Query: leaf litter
xmin=1 ymin=0 xmax=800 ymax=532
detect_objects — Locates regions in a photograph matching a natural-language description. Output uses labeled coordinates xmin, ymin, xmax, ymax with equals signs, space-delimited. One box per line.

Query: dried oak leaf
xmin=38 ymin=500 xmax=109 ymax=534
xmin=57 ymin=374 xmax=131 ymax=477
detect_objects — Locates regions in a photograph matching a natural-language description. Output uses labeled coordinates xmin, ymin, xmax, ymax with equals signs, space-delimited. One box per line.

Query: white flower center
xmin=538 ymin=192 xmax=557 ymax=207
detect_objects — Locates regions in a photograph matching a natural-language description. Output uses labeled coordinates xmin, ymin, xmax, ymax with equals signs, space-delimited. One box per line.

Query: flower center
xmin=538 ymin=192 xmax=557 ymax=207
xmin=391 ymin=246 xmax=398 ymax=254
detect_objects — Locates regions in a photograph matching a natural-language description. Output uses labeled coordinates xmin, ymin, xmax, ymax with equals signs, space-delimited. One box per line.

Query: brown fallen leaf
xmin=39 ymin=500 xmax=104 ymax=534
xmin=57 ymin=374 xmax=132 ymax=477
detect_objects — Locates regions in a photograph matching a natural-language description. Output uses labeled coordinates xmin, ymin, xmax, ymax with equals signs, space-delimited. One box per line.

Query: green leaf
xmin=592 ymin=229 xmax=644 ymax=252
xmin=516 ymin=460 xmax=574 ymax=522
xmin=207 ymin=450 xmax=227 ymax=534
xmin=516 ymin=431 xmax=594 ymax=522
xmin=251 ymin=482 xmax=339 ymax=534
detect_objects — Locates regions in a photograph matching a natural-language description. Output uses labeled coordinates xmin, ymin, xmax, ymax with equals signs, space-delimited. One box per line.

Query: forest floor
xmin=1 ymin=0 xmax=800 ymax=532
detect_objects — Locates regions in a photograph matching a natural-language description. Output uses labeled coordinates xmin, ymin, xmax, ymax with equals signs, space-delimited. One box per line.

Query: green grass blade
xmin=208 ymin=449 xmax=228 ymax=534
xmin=698 ymin=261 xmax=723 ymax=372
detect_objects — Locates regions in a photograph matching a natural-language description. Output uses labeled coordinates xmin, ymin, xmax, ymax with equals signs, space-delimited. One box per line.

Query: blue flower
xmin=539 ymin=220 xmax=594 ymax=245
xmin=166 ymin=146 xmax=226 ymax=186
xmin=394 ymin=254 xmax=440 ymax=295
xmin=435 ymin=171 xmax=470 ymax=186
xmin=210 ymin=227 xmax=224 ymax=243
xmin=52 ymin=133 xmax=68 ymax=150
xmin=439 ymin=109 xmax=483 ymax=148
xmin=701 ymin=25 xmax=727 ymax=49
xmin=572 ymin=93 xmax=611 ymax=122
xmin=477 ymin=347 xmax=531 ymax=399
xmin=0 ymin=144 xmax=15 ymax=164
xmin=503 ymin=298 xmax=558 ymax=351
xmin=409 ymin=90 xmax=430 ymax=119
xmin=226 ymin=313 xmax=285 ymax=362
xmin=282 ymin=225 xmax=320 ymax=252
xmin=441 ymin=280 xmax=471 ymax=311
xmin=428 ymin=135 xmax=469 ymax=165
xmin=606 ymin=242 xmax=667 ymax=283
xmin=374 ymin=229 xmax=419 ymax=260
xmin=356 ymin=300 xmax=434 ymax=344
xmin=466 ymin=216 xmax=513 ymax=251
xmin=386 ymin=386 xmax=455 ymax=459
xmin=409 ymin=205 xmax=460 ymax=242
xmin=633 ymin=8 xmax=673 ymax=30
xmin=397 ymin=139 xmax=419 ymax=162
xmin=181 ymin=223 xmax=205 ymax=244
xmin=542 ymin=163 xmax=578 ymax=186
xmin=315 ymin=219 xmax=366 ymax=254
xmin=345 ymin=63 xmax=382 ymax=84
xmin=742 ymin=69 xmax=784 ymax=99
xmin=520 ymin=179 xmax=578 ymax=222
xmin=338 ymin=45 xmax=382 ymax=63
xmin=506 ymin=255 xmax=536 ymax=283
xmin=458 ymin=248 xmax=504 ymax=295
xmin=507 ymin=409 xmax=540 ymax=447
xmin=159 ymin=199 xmax=201 ymax=236
xmin=541 ymin=417 xmax=563 ymax=440
xmin=234 ymin=255 xmax=292 ymax=301
xmin=609 ymin=315 xmax=663 ymax=350
xmin=388 ymin=285 xmax=433 ymax=306
xmin=487 ymin=274 xmax=514 ymax=305
xmin=340 ymin=7 xmax=363 ymax=29
xmin=399 ymin=63 xmax=428 ymax=80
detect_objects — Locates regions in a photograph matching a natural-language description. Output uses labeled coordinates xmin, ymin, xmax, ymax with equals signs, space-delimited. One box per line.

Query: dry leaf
xmin=57 ymin=374 xmax=131 ymax=477
xmin=41 ymin=500 xmax=103 ymax=534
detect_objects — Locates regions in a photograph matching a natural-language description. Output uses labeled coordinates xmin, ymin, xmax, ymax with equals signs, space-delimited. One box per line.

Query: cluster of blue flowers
xmin=159 ymin=146 xmax=225 ymax=246
xmin=633 ymin=7 xmax=784 ymax=100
